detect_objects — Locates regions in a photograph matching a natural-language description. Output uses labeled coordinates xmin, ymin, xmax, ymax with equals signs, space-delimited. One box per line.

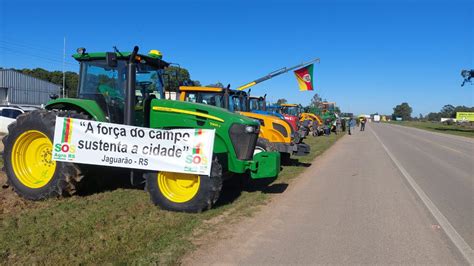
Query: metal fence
xmin=0 ymin=69 xmax=60 ymax=105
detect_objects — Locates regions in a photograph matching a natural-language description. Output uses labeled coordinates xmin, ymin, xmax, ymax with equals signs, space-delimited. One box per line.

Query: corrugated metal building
xmin=0 ymin=69 xmax=61 ymax=106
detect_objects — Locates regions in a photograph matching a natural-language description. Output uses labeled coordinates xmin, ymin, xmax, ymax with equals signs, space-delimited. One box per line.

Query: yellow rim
xmin=158 ymin=172 xmax=200 ymax=203
xmin=11 ymin=130 xmax=56 ymax=189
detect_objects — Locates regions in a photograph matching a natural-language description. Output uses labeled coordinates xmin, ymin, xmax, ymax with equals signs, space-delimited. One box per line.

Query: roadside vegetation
xmin=386 ymin=103 xmax=474 ymax=138
xmin=0 ymin=133 xmax=344 ymax=264
xmin=388 ymin=121 xmax=474 ymax=138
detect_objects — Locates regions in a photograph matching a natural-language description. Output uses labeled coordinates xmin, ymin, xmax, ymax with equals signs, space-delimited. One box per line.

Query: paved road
xmin=184 ymin=123 xmax=472 ymax=265
xmin=372 ymin=123 xmax=474 ymax=250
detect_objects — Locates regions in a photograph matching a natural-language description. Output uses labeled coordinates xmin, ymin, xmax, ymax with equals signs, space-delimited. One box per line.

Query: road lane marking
xmin=370 ymin=127 xmax=474 ymax=264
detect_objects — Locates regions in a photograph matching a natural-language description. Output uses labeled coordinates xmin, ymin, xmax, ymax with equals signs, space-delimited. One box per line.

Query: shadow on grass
xmin=75 ymin=157 xmax=297 ymax=208
xmin=76 ymin=165 xmax=142 ymax=196
xmin=214 ymin=174 xmax=289 ymax=208
xmin=281 ymin=158 xmax=312 ymax=167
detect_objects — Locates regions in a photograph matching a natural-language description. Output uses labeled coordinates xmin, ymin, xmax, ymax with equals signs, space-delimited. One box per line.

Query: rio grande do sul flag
xmin=294 ymin=64 xmax=314 ymax=91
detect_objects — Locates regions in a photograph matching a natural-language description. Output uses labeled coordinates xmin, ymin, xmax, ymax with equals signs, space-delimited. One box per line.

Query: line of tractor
xmin=2 ymin=46 xmax=339 ymax=212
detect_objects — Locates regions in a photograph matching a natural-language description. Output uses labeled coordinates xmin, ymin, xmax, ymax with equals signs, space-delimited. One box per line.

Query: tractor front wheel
xmin=145 ymin=156 xmax=222 ymax=212
xmin=2 ymin=110 xmax=87 ymax=200
xmin=254 ymin=138 xmax=277 ymax=155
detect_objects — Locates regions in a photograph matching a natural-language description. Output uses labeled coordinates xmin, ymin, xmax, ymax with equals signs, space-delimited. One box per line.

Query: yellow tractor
xmin=179 ymin=86 xmax=310 ymax=161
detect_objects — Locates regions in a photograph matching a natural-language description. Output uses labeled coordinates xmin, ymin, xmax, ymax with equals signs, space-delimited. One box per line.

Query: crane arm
xmin=236 ymin=58 xmax=320 ymax=91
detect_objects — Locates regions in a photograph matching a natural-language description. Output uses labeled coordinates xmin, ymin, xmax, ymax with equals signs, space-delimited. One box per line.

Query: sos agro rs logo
xmin=53 ymin=118 xmax=77 ymax=161
xmin=184 ymin=129 xmax=209 ymax=172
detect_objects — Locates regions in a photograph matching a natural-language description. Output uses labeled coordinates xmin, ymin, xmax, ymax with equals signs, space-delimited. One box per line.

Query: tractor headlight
xmin=245 ymin=125 xmax=258 ymax=134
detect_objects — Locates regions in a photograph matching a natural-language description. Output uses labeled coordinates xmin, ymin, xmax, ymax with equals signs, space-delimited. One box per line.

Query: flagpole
xmin=62 ymin=36 xmax=66 ymax=98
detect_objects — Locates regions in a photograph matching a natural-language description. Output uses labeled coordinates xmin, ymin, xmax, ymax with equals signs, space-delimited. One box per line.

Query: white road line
xmin=370 ymin=127 xmax=474 ymax=265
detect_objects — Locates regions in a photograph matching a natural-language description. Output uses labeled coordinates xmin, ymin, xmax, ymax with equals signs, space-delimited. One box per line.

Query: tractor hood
xmin=45 ymin=98 xmax=107 ymax=121
xmin=151 ymin=99 xmax=260 ymax=127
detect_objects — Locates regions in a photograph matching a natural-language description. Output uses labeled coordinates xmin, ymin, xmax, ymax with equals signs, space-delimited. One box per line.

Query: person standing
xmin=341 ymin=118 xmax=346 ymax=132
xmin=348 ymin=117 xmax=354 ymax=135
xmin=324 ymin=118 xmax=331 ymax=136
xmin=360 ymin=117 xmax=366 ymax=131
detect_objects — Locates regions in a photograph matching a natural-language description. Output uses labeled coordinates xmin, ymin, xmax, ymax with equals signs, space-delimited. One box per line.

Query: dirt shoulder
xmin=0 ymin=134 xmax=4 ymax=153
xmin=0 ymin=171 xmax=34 ymax=215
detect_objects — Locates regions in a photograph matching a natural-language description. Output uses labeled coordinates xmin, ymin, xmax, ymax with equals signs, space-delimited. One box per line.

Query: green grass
xmin=0 ymin=134 xmax=344 ymax=264
xmin=388 ymin=121 xmax=474 ymax=138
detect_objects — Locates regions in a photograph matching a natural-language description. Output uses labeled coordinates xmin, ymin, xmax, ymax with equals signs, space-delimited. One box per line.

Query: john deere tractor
xmin=2 ymin=46 xmax=280 ymax=212
xmin=179 ymin=86 xmax=310 ymax=161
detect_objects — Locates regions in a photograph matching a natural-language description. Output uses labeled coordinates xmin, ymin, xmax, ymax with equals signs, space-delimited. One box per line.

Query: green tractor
xmin=2 ymin=46 xmax=280 ymax=212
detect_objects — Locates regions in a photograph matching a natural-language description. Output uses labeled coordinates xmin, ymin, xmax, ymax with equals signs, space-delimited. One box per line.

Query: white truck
xmin=373 ymin=115 xmax=381 ymax=123
xmin=0 ymin=105 xmax=41 ymax=134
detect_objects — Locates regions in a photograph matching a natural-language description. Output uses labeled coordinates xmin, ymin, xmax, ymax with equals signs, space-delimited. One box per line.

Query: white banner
xmin=52 ymin=117 xmax=215 ymax=176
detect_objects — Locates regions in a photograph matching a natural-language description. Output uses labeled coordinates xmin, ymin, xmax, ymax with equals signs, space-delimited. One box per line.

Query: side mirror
xmin=106 ymin=52 xmax=118 ymax=67
xmin=49 ymin=94 xmax=59 ymax=100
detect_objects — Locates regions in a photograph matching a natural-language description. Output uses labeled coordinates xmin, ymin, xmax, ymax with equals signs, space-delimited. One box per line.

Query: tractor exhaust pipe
xmin=125 ymin=46 xmax=139 ymax=126
xmin=126 ymin=46 xmax=139 ymax=186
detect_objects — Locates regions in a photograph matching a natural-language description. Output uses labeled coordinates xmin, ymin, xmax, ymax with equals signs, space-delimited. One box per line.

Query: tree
xmin=440 ymin=104 xmax=455 ymax=118
xmin=426 ymin=112 xmax=441 ymax=121
xmin=13 ymin=65 xmax=201 ymax=97
xmin=205 ymin=82 xmax=225 ymax=88
xmin=163 ymin=66 xmax=192 ymax=92
xmin=309 ymin=93 xmax=322 ymax=108
xmin=276 ymin=98 xmax=287 ymax=105
xmin=15 ymin=68 xmax=79 ymax=97
xmin=392 ymin=102 xmax=412 ymax=121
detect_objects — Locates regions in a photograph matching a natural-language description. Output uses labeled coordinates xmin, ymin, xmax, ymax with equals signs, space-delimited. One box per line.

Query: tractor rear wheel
xmin=145 ymin=156 xmax=222 ymax=212
xmin=2 ymin=110 xmax=87 ymax=200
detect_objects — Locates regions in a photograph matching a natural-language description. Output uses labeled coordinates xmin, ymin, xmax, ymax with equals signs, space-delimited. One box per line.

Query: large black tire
xmin=145 ymin=156 xmax=222 ymax=212
xmin=254 ymin=138 xmax=277 ymax=155
xmin=2 ymin=110 xmax=88 ymax=200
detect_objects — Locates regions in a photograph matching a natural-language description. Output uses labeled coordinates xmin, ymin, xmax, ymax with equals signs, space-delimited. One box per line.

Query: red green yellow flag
xmin=294 ymin=64 xmax=314 ymax=91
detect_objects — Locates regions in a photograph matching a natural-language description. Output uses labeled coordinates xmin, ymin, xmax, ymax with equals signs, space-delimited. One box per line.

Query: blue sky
xmin=0 ymin=0 xmax=472 ymax=115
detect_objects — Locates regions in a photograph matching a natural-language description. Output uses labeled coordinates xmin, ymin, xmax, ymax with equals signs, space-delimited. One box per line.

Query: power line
xmin=0 ymin=46 xmax=77 ymax=67
xmin=0 ymin=41 xmax=77 ymax=64
xmin=0 ymin=39 xmax=65 ymax=54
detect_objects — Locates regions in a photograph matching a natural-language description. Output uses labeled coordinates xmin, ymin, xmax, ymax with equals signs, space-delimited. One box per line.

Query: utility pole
xmin=62 ymin=37 xmax=66 ymax=98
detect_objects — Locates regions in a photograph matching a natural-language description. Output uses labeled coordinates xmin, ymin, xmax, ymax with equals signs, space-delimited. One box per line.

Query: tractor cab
xmin=280 ymin=104 xmax=303 ymax=117
xmin=248 ymin=95 xmax=285 ymax=120
xmin=65 ymin=48 xmax=168 ymax=127
xmin=179 ymin=86 xmax=247 ymax=112
xmin=227 ymin=90 xmax=248 ymax=112
xmin=248 ymin=96 xmax=266 ymax=112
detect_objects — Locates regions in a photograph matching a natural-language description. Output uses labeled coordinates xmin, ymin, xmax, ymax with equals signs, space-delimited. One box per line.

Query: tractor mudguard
xmin=250 ymin=151 xmax=280 ymax=179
